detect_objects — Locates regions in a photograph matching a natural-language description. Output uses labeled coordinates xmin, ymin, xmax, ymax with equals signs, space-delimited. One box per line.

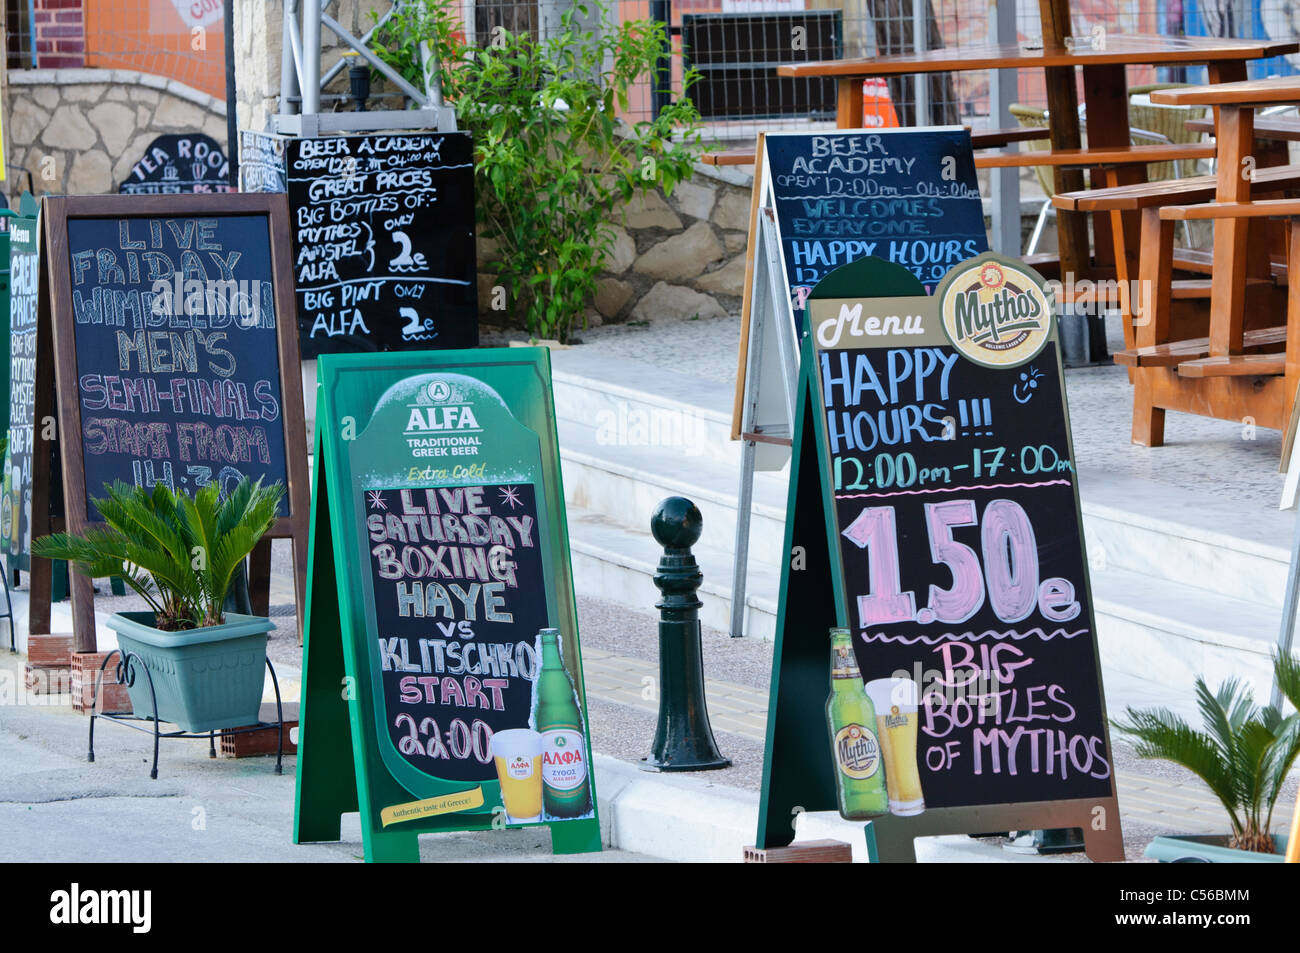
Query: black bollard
xmin=642 ymin=497 xmax=731 ymax=772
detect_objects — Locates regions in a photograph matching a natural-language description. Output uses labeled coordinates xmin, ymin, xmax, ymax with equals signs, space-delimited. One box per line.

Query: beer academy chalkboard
xmin=241 ymin=131 xmax=478 ymax=358
xmin=755 ymin=252 xmax=1124 ymax=861
xmin=294 ymin=348 xmax=600 ymax=862
xmin=37 ymin=193 xmax=310 ymax=652
xmin=731 ymin=128 xmax=988 ymax=443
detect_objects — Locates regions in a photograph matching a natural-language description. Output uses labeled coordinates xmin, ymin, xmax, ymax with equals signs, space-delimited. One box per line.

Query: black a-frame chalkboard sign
xmin=754 ymin=253 xmax=1124 ymax=862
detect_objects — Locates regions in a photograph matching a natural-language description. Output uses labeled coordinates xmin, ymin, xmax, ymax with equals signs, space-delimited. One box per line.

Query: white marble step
xmin=551 ymin=350 xmax=743 ymax=470
xmin=1076 ymin=466 xmax=1293 ymax=611
xmin=1091 ymin=565 xmax=1283 ymax=703
xmin=564 ymin=496 xmax=1284 ymax=705
xmin=558 ymin=415 xmax=789 ymax=568
xmin=557 ymin=417 xmax=1295 ymax=626
xmin=565 ymin=504 xmax=780 ymax=641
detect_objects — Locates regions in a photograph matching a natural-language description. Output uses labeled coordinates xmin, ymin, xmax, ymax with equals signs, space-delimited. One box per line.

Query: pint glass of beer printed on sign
xmin=490 ymin=728 xmax=544 ymax=823
xmin=864 ymin=678 xmax=925 ymax=816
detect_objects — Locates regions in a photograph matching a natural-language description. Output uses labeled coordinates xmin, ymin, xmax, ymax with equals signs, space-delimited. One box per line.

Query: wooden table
xmin=777 ymin=35 xmax=1298 ymax=275
xmin=1103 ymin=76 xmax=1300 ymax=447
xmin=1151 ymin=77 xmax=1300 ymax=356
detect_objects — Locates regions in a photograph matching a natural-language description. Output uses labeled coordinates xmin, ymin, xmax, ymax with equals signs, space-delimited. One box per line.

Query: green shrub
xmin=374 ymin=1 xmax=707 ymax=342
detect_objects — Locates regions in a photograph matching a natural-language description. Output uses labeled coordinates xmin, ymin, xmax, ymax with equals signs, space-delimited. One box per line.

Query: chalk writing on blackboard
xmin=365 ymin=483 xmax=546 ymax=784
xmin=239 ymin=132 xmax=479 ymax=357
xmin=810 ymin=258 xmax=1110 ymax=811
xmin=3 ymin=214 xmax=40 ymax=557
xmin=766 ymin=131 xmax=987 ymax=317
xmin=118 ymin=134 xmax=234 ymax=195
xmin=66 ymin=214 xmax=289 ymax=516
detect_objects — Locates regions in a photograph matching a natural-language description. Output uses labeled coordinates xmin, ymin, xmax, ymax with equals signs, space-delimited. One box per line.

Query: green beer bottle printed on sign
xmin=826 ymin=627 xmax=888 ymax=819
xmin=533 ymin=628 xmax=593 ymax=818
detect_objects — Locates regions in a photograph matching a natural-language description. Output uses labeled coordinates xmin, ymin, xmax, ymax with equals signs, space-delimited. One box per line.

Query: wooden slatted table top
xmin=975 ymin=142 xmax=1216 ymax=168
xmin=776 ymin=35 xmax=1298 ymax=78
xmin=1185 ymin=117 xmax=1300 ymax=141
xmin=1153 ymin=76 xmax=1300 ymax=107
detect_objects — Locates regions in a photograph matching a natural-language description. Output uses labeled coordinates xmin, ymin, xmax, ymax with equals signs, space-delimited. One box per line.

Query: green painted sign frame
xmin=755 ymin=253 xmax=1124 ymax=862
xmin=294 ymin=346 xmax=601 ymax=862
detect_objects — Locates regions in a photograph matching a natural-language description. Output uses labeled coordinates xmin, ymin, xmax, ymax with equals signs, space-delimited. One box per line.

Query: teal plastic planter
xmin=1145 ymin=834 xmax=1288 ymax=863
xmin=107 ymin=612 xmax=272 ymax=733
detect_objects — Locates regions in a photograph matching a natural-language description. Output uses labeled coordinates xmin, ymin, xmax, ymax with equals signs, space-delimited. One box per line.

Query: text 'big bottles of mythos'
xmin=826 ymin=627 xmax=888 ymax=818
xmin=533 ymin=628 xmax=592 ymax=818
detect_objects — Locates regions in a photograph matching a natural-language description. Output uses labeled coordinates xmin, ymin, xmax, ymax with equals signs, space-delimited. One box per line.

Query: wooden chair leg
xmin=1133 ymin=209 xmax=1174 ymax=447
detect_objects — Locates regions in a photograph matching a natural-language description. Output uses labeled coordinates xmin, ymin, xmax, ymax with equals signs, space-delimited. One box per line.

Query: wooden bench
xmin=1186 ymin=116 xmax=1300 ymax=142
xmin=973 ymin=142 xmax=1216 ymax=169
xmin=1048 ymin=165 xmax=1300 ymax=364
xmin=1128 ymin=196 xmax=1300 ymax=447
xmin=1113 ymin=323 xmax=1285 ymax=366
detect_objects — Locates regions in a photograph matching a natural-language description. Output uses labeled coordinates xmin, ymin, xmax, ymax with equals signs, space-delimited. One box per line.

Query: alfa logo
xmin=426 ymin=380 xmax=452 ymax=403
xmin=938 ymin=254 xmax=1053 ymax=368
xmin=555 ymin=735 xmax=567 ymax=747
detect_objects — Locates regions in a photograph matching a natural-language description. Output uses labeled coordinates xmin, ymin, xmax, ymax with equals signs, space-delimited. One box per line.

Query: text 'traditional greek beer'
xmin=865 ymin=677 xmax=925 ymax=816
xmin=489 ymin=728 xmax=543 ymax=823
xmin=533 ymin=628 xmax=592 ymax=818
xmin=825 ymin=628 xmax=888 ymax=818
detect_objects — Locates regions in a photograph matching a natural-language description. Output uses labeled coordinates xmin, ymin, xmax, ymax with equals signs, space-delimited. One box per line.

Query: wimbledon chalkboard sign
xmin=753 ymin=253 xmax=1123 ymax=862
xmin=41 ymin=193 xmax=310 ymax=652
xmin=118 ymin=134 xmax=234 ymax=195
xmin=242 ymin=131 xmax=478 ymax=358
xmin=295 ymin=348 xmax=600 ymax=862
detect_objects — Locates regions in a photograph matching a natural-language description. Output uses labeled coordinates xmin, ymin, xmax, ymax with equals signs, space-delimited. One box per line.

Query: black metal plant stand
xmin=86 ymin=650 xmax=285 ymax=780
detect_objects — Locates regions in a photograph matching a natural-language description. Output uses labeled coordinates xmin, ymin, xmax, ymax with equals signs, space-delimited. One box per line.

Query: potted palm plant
xmin=32 ymin=478 xmax=284 ymax=733
xmin=1113 ymin=653 xmax=1300 ymax=861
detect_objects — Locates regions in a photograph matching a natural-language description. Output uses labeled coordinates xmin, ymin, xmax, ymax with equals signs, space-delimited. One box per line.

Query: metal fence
xmin=7 ymin=1 xmax=1296 ymax=139
xmin=433 ymin=0 xmax=1300 ymax=143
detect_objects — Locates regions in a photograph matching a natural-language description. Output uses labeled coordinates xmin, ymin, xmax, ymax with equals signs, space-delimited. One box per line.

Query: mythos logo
xmin=404 ymin=378 xmax=481 ymax=435
xmin=938 ymin=257 xmax=1053 ymax=368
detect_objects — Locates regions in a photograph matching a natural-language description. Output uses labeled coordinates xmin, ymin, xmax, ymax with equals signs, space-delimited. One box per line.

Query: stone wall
xmin=479 ymin=160 xmax=756 ymax=331
xmin=4 ymin=68 xmax=227 ymax=204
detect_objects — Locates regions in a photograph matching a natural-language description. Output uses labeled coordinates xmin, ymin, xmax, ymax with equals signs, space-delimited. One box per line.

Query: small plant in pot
xmin=33 ymin=478 xmax=284 ymax=733
xmin=1113 ymin=653 xmax=1300 ymax=861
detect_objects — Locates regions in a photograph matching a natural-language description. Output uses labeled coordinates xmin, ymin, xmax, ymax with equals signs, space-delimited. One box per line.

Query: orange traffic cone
xmin=862 ymin=77 xmax=900 ymax=129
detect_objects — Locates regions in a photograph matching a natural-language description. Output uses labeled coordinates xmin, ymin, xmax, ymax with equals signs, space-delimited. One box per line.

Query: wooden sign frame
xmin=294 ymin=347 xmax=601 ymax=862
xmin=34 ymin=193 xmax=310 ymax=653
xmin=756 ymin=254 xmax=1124 ymax=862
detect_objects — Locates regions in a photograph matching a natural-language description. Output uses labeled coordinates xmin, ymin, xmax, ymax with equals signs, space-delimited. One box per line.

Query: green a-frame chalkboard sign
xmin=755 ymin=254 xmax=1124 ymax=862
xmin=294 ymin=348 xmax=601 ymax=861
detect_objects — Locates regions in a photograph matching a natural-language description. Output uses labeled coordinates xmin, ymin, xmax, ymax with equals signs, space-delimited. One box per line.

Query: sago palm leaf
xmin=1232 ymin=718 xmax=1278 ymax=832
xmin=1276 ymin=651 xmax=1300 ymax=712
xmin=1196 ymin=676 xmax=1255 ymax=763
xmin=1114 ymin=705 xmax=1245 ymax=837
xmin=31 ymin=529 xmax=169 ymax=618
xmin=1261 ymin=710 xmax=1300 ymax=831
